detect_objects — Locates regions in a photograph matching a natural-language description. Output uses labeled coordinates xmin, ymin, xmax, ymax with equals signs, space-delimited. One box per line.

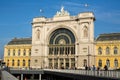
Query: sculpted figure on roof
xmin=55 ymin=6 xmax=70 ymax=17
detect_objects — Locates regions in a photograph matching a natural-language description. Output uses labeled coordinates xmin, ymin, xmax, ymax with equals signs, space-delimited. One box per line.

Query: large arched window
xmin=49 ymin=28 xmax=75 ymax=55
xmin=106 ymin=59 xmax=110 ymax=68
xmin=48 ymin=28 xmax=75 ymax=69
xmin=98 ymin=59 xmax=102 ymax=67
xmin=83 ymin=59 xmax=87 ymax=67
xmin=28 ymin=59 xmax=30 ymax=67
xmin=12 ymin=59 xmax=14 ymax=66
xmin=17 ymin=60 xmax=20 ymax=66
xmin=83 ymin=26 xmax=88 ymax=38
xmin=114 ymin=59 xmax=118 ymax=68
xmin=114 ymin=47 xmax=118 ymax=54
xmin=106 ymin=47 xmax=110 ymax=55
xmin=98 ymin=47 xmax=102 ymax=55
xmin=23 ymin=59 xmax=25 ymax=66
xmin=7 ymin=59 xmax=9 ymax=66
xmin=49 ymin=28 xmax=75 ymax=44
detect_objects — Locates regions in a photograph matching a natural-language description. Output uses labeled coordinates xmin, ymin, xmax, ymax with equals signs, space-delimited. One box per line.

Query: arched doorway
xmin=48 ymin=28 xmax=76 ymax=69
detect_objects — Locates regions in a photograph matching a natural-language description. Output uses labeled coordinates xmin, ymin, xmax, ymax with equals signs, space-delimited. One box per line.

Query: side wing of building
xmin=4 ymin=38 xmax=32 ymax=68
xmin=95 ymin=33 xmax=120 ymax=70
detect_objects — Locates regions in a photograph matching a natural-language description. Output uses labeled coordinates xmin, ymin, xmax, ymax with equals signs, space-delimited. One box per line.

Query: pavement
xmin=1 ymin=70 xmax=18 ymax=80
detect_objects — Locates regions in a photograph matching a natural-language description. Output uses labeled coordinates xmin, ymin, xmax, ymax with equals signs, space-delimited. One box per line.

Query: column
xmin=70 ymin=47 xmax=71 ymax=55
xmin=31 ymin=74 xmax=34 ymax=80
xmin=58 ymin=47 xmax=60 ymax=55
xmin=69 ymin=58 xmax=71 ymax=69
xmin=58 ymin=58 xmax=60 ymax=69
xmin=39 ymin=74 xmax=41 ymax=80
xmin=21 ymin=74 xmax=23 ymax=80
xmin=64 ymin=47 xmax=65 ymax=55
xmin=59 ymin=46 xmax=62 ymax=55
xmin=64 ymin=58 xmax=66 ymax=69
xmin=52 ymin=58 xmax=54 ymax=69
xmin=53 ymin=47 xmax=54 ymax=55
xmin=50 ymin=47 xmax=52 ymax=55
xmin=67 ymin=47 xmax=68 ymax=55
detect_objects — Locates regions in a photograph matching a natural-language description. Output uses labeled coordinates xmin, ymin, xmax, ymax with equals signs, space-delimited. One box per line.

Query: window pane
xmin=98 ymin=47 xmax=102 ymax=55
xmin=98 ymin=59 xmax=102 ymax=67
xmin=106 ymin=59 xmax=110 ymax=67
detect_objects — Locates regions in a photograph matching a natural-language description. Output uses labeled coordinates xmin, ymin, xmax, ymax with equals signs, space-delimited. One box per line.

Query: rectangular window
xmin=13 ymin=50 xmax=15 ymax=56
xmin=8 ymin=49 xmax=10 ymax=56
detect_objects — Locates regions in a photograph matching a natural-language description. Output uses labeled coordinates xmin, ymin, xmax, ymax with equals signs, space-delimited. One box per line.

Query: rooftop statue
xmin=55 ymin=6 xmax=70 ymax=17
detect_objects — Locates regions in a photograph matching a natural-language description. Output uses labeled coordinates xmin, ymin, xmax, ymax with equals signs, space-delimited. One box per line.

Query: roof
xmin=96 ymin=33 xmax=120 ymax=41
xmin=7 ymin=37 xmax=32 ymax=45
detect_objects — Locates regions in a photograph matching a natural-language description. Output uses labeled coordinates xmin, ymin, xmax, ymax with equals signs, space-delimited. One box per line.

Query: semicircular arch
xmin=46 ymin=25 xmax=77 ymax=44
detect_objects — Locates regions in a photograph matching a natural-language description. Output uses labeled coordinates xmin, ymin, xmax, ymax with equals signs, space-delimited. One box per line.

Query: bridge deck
xmin=44 ymin=69 xmax=120 ymax=79
xmin=10 ymin=69 xmax=44 ymax=74
xmin=10 ymin=69 xmax=120 ymax=80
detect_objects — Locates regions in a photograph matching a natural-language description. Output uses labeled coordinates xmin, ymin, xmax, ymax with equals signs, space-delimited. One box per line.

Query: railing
xmin=9 ymin=68 xmax=120 ymax=79
xmin=44 ymin=69 xmax=120 ymax=79
xmin=27 ymin=79 xmax=39 ymax=80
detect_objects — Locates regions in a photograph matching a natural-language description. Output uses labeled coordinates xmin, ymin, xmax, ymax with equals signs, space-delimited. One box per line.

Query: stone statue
xmin=54 ymin=6 xmax=70 ymax=17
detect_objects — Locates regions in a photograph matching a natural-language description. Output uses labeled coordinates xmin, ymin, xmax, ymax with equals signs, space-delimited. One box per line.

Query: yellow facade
xmin=95 ymin=40 xmax=120 ymax=70
xmin=4 ymin=38 xmax=31 ymax=68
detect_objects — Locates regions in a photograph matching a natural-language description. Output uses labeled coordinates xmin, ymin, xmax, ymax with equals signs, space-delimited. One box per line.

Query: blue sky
xmin=0 ymin=0 xmax=120 ymax=58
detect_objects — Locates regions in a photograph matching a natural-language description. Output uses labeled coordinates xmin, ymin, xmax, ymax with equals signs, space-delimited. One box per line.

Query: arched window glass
xmin=18 ymin=49 xmax=20 ymax=56
xmin=98 ymin=47 xmax=102 ymax=55
xmin=49 ymin=28 xmax=75 ymax=44
xmin=12 ymin=59 xmax=14 ymax=66
xmin=7 ymin=59 xmax=9 ymax=66
xmin=83 ymin=26 xmax=88 ymax=38
xmin=98 ymin=59 xmax=102 ymax=67
xmin=29 ymin=49 xmax=31 ymax=56
xmin=114 ymin=59 xmax=118 ymax=67
xmin=28 ymin=59 xmax=30 ymax=67
xmin=71 ymin=58 xmax=75 ymax=68
xmin=13 ymin=49 xmax=15 ymax=56
xmin=17 ymin=60 xmax=20 ymax=66
xmin=106 ymin=47 xmax=110 ymax=55
xmin=8 ymin=49 xmax=10 ymax=56
xmin=106 ymin=59 xmax=110 ymax=68
xmin=23 ymin=49 xmax=26 ymax=56
xmin=23 ymin=60 xmax=25 ymax=66
xmin=83 ymin=59 xmax=87 ymax=67
xmin=114 ymin=47 xmax=118 ymax=54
